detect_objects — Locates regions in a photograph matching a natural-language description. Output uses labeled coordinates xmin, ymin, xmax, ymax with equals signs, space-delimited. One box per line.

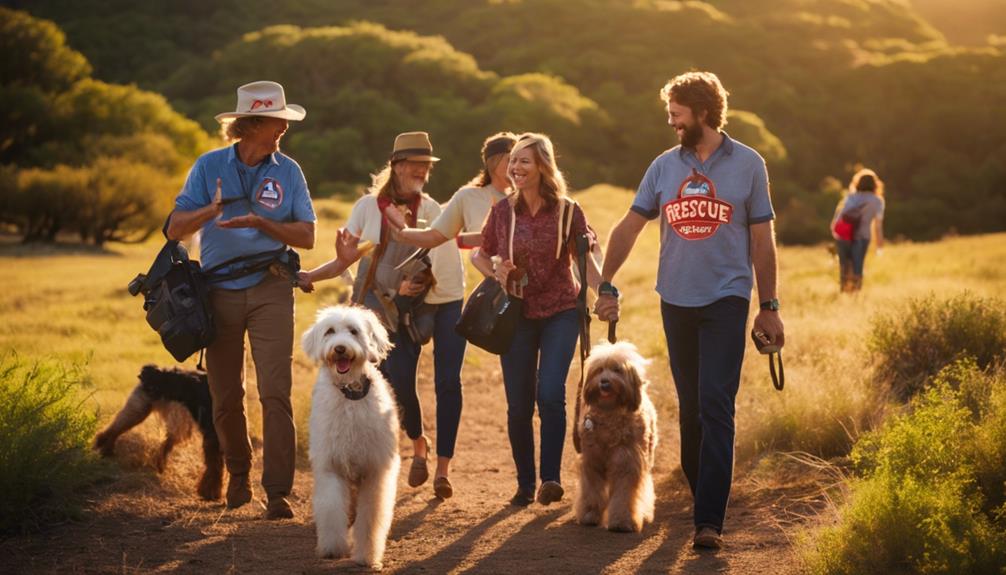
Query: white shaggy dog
xmin=302 ymin=305 xmax=400 ymax=569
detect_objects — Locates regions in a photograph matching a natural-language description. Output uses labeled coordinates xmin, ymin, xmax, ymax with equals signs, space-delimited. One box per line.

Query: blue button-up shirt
xmin=174 ymin=144 xmax=316 ymax=290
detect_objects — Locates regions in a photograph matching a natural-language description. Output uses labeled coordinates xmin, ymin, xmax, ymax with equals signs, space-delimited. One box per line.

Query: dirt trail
xmin=5 ymin=363 xmax=808 ymax=574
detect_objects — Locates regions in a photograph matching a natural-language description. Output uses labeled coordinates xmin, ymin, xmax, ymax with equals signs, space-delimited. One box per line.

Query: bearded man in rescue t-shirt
xmin=594 ymin=71 xmax=785 ymax=550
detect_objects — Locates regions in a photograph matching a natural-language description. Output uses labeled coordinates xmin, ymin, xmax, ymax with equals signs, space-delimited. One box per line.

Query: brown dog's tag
xmin=583 ymin=417 xmax=594 ymax=432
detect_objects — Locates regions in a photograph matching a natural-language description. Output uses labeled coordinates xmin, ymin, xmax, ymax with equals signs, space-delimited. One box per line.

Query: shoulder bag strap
xmin=353 ymin=216 xmax=391 ymax=306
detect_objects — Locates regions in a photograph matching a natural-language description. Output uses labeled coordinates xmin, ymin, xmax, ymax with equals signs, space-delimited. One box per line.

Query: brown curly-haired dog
xmin=575 ymin=341 xmax=658 ymax=532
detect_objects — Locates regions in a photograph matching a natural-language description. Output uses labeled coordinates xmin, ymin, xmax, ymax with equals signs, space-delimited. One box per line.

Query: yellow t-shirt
xmin=430 ymin=184 xmax=508 ymax=239
xmin=346 ymin=194 xmax=464 ymax=304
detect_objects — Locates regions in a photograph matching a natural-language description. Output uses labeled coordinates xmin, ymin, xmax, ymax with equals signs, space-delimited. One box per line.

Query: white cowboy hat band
xmin=215 ymin=80 xmax=306 ymax=123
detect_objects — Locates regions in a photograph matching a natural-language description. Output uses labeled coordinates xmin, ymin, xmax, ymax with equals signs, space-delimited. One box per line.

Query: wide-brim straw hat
xmin=215 ymin=81 xmax=306 ymax=123
xmin=390 ymin=131 xmax=440 ymax=162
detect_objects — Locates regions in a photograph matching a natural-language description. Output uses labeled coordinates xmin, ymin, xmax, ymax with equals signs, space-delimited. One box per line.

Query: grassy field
xmin=1 ymin=185 xmax=1005 ymax=466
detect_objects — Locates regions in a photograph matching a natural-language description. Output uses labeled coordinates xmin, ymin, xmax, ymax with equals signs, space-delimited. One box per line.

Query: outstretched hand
xmin=217 ymin=214 xmax=261 ymax=229
xmin=297 ymin=271 xmax=315 ymax=293
xmin=335 ymin=228 xmax=362 ymax=262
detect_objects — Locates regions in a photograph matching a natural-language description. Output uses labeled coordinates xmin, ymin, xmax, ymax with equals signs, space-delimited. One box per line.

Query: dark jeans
xmin=836 ymin=238 xmax=870 ymax=276
xmin=661 ymin=297 xmax=749 ymax=532
xmin=499 ymin=308 xmax=580 ymax=493
xmin=382 ymin=299 xmax=466 ymax=458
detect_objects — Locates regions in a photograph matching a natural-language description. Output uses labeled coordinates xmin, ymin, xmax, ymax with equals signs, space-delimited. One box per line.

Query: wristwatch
xmin=760 ymin=298 xmax=780 ymax=312
xmin=598 ymin=281 xmax=620 ymax=298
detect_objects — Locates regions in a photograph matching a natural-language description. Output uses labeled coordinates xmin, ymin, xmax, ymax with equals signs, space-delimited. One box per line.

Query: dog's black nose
xmin=599 ymin=380 xmax=611 ymax=391
xmin=334 ymin=345 xmax=346 ymax=354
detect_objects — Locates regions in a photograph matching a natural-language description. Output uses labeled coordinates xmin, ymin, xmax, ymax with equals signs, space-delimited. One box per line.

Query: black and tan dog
xmin=574 ymin=341 xmax=658 ymax=532
xmin=94 ymin=365 xmax=223 ymax=500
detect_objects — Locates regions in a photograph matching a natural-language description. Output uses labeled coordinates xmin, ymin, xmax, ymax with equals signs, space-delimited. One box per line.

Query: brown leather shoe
xmin=693 ymin=527 xmax=723 ymax=549
xmin=265 ymin=496 xmax=295 ymax=520
xmin=510 ymin=487 xmax=534 ymax=507
xmin=536 ymin=481 xmax=564 ymax=505
xmin=226 ymin=473 xmax=252 ymax=509
xmin=433 ymin=476 xmax=453 ymax=499
xmin=407 ymin=436 xmax=430 ymax=488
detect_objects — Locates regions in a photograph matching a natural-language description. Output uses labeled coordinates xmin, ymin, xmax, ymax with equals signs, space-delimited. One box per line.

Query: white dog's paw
xmin=353 ymin=554 xmax=383 ymax=570
xmin=317 ymin=541 xmax=351 ymax=560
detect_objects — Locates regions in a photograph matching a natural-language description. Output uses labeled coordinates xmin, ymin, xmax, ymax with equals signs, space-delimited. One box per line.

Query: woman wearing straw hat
xmin=471 ymin=133 xmax=603 ymax=507
xmin=166 ymin=80 xmax=316 ymax=520
xmin=383 ymin=132 xmax=518 ymax=248
xmin=300 ymin=132 xmax=467 ymax=500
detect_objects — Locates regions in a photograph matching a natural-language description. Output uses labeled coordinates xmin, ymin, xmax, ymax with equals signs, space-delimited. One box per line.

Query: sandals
xmin=407 ymin=436 xmax=430 ymax=487
xmin=434 ymin=476 xmax=453 ymax=499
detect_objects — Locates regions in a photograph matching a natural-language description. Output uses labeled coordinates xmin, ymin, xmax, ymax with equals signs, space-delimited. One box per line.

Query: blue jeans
xmin=836 ymin=238 xmax=869 ymax=276
xmin=499 ymin=308 xmax=580 ymax=493
xmin=661 ymin=297 xmax=748 ymax=533
xmin=382 ymin=299 xmax=466 ymax=458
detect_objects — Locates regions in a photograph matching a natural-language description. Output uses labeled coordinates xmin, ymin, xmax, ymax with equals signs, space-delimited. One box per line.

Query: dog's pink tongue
xmin=336 ymin=358 xmax=352 ymax=373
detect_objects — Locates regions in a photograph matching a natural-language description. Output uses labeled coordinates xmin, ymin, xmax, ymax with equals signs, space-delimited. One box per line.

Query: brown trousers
xmin=206 ymin=273 xmax=295 ymax=499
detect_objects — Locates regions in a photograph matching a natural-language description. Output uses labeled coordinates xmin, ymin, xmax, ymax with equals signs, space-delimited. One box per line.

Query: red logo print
xmin=249 ymin=99 xmax=274 ymax=111
xmin=662 ymin=169 xmax=733 ymax=240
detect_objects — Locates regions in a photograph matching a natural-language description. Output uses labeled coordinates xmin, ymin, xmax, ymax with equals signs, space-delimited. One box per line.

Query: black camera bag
xmin=128 ymin=241 xmax=215 ymax=363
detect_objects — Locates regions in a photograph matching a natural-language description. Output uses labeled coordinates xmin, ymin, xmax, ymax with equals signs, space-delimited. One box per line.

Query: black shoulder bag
xmin=128 ymin=240 xmax=215 ymax=363
xmin=455 ymin=200 xmax=523 ymax=354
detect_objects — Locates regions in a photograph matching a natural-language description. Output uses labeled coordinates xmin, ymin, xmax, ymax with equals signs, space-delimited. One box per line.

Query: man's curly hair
xmin=660 ymin=71 xmax=730 ymax=130
xmin=221 ymin=116 xmax=265 ymax=142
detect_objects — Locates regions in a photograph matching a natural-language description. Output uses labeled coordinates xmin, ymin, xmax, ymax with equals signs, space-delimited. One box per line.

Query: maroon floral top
xmin=480 ymin=196 xmax=595 ymax=319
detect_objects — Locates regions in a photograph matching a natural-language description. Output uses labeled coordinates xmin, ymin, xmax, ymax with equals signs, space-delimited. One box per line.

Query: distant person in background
xmin=299 ymin=132 xmax=467 ymax=500
xmin=595 ymin=71 xmax=783 ymax=549
xmin=471 ymin=132 xmax=603 ymax=508
xmin=830 ymin=168 xmax=885 ymax=292
xmin=166 ymin=81 xmax=316 ymax=520
xmin=384 ymin=132 xmax=518 ymax=248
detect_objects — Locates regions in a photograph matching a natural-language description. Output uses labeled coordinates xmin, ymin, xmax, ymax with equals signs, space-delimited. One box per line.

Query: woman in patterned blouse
xmin=472 ymin=133 xmax=603 ymax=507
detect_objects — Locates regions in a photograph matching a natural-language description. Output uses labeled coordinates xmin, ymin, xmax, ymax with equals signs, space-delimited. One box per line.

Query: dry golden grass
xmin=2 ymin=186 xmax=1004 ymax=466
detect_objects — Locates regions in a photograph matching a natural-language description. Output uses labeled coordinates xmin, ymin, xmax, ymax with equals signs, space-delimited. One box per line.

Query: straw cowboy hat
xmin=390 ymin=132 xmax=440 ymax=163
xmin=214 ymin=81 xmax=306 ymax=123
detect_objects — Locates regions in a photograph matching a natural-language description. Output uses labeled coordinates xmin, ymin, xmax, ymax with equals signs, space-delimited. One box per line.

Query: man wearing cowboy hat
xmin=166 ymin=80 xmax=316 ymax=520
xmin=300 ymin=132 xmax=469 ymax=500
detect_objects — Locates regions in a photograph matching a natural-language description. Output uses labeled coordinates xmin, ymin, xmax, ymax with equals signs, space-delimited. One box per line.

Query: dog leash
xmin=751 ymin=329 xmax=784 ymax=391
xmin=768 ymin=351 xmax=784 ymax=391
xmin=571 ymin=233 xmax=592 ymax=454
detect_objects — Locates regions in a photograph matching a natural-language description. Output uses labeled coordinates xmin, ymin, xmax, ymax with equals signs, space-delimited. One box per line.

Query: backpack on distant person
xmin=831 ymin=201 xmax=867 ymax=241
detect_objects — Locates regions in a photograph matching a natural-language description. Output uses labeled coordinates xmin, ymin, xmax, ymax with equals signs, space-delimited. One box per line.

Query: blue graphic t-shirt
xmin=631 ymin=133 xmax=774 ymax=307
xmin=174 ymin=145 xmax=316 ymax=290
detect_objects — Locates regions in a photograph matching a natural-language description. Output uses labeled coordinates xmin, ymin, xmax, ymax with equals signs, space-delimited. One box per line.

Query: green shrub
xmin=805 ymin=363 xmax=1006 ymax=574
xmin=868 ymin=294 xmax=1006 ymax=400
xmin=970 ymin=365 xmax=1006 ymax=513
xmin=805 ymin=474 xmax=1005 ymax=575
xmin=0 ymin=354 xmax=105 ymax=534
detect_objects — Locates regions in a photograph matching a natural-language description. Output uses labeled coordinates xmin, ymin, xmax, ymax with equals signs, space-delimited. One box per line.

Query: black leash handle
xmin=769 ymin=351 xmax=784 ymax=391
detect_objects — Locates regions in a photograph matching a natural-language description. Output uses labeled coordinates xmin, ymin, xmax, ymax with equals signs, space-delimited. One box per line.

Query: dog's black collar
xmin=339 ymin=375 xmax=371 ymax=401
